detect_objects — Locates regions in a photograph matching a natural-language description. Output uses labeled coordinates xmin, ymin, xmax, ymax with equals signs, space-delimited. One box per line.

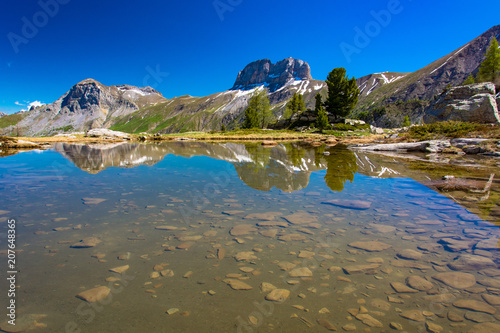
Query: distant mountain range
xmin=1 ymin=25 xmax=498 ymax=136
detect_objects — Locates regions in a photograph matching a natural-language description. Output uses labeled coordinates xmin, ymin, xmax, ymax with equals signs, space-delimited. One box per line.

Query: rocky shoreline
xmin=351 ymin=138 xmax=500 ymax=157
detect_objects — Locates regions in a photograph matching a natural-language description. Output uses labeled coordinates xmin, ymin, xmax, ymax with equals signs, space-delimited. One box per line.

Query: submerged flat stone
xmin=289 ymin=267 xmax=313 ymax=277
xmin=322 ymin=199 xmax=372 ymax=210
xmin=71 ymin=237 xmax=101 ymax=248
xmin=82 ymin=197 xmax=107 ymax=205
xmin=390 ymin=282 xmax=418 ymax=293
xmin=343 ymin=263 xmax=381 ymax=275
xmin=260 ymin=282 xmax=277 ymax=293
xmin=279 ymin=234 xmax=306 ymax=242
xmin=482 ymin=294 xmax=500 ymax=306
xmin=256 ymin=221 xmax=288 ymax=228
xmin=317 ymin=318 xmax=337 ymax=331
xmin=355 ymin=313 xmax=383 ymax=327
xmin=406 ymin=276 xmax=434 ymax=291
xmin=468 ymin=322 xmax=500 ymax=333
xmin=76 ymin=286 xmax=111 ymax=303
xmin=453 ymin=300 xmax=496 ymax=314
xmin=448 ymin=254 xmax=496 ymax=271
xmin=282 ymin=211 xmax=317 ymax=225
xmin=265 ymin=289 xmax=290 ymax=302
xmin=234 ymin=251 xmax=257 ymax=261
xmin=109 ymin=265 xmax=129 ymax=274
xmin=400 ymin=310 xmax=425 ymax=322
xmin=397 ymin=249 xmax=423 ymax=260
xmin=433 ymin=272 xmax=476 ymax=289
xmin=224 ymin=279 xmax=252 ymax=290
xmin=229 ymin=224 xmax=257 ymax=236
xmin=244 ymin=212 xmax=282 ymax=221
xmin=348 ymin=241 xmax=392 ymax=252
xmin=155 ymin=226 xmax=178 ymax=230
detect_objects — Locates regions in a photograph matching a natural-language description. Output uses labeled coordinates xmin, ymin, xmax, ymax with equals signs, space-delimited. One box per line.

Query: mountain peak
xmin=231 ymin=58 xmax=312 ymax=92
xmin=76 ymin=78 xmax=101 ymax=86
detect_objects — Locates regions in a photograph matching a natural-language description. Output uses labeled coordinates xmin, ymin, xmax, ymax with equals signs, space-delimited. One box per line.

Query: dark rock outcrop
xmin=231 ymin=57 xmax=312 ymax=92
xmin=424 ymin=82 xmax=500 ymax=124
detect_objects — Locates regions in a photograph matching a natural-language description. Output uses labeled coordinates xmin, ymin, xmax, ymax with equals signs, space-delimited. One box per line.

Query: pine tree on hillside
xmin=461 ymin=74 xmax=475 ymax=85
xmin=477 ymin=37 xmax=500 ymax=84
xmin=246 ymin=89 xmax=273 ymax=129
xmin=324 ymin=67 xmax=360 ymax=119
xmin=314 ymin=93 xmax=331 ymax=130
xmin=242 ymin=106 xmax=259 ymax=129
xmin=284 ymin=93 xmax=306 ymax=120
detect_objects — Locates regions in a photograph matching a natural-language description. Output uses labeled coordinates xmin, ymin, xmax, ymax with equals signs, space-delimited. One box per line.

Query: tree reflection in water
xmin=323 ymin=146 xmax=358 ymax=192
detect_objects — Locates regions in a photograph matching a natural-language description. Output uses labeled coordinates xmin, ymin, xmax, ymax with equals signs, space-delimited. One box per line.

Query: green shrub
xmin=409 ymin=121 xmax=481 ymax=140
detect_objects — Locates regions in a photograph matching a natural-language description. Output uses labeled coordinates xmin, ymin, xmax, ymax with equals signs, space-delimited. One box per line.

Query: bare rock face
xmin=424 ymin=83 xmax=500 ymax=124
xmin=231 ymin=57 xmax=312 ymax=92
xmin=11 ymin=78 xmax=166 ymax=136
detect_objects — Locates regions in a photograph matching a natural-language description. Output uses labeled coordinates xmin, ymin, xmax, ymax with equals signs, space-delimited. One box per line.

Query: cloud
xmin=19 ymin=100 xmax=44 ymax=111
xmin=28 ymin=101 xmax=44 ymax=108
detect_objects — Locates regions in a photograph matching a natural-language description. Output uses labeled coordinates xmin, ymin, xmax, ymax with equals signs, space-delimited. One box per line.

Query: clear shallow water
xmin=0 ymin=142 xmax=499 ymax=332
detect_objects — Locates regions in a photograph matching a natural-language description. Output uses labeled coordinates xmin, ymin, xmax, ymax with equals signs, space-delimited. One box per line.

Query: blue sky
xmin=0 ymin=0 xmax=498 ymax=114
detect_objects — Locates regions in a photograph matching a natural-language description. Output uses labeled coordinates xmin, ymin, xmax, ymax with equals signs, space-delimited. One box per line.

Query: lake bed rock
xmin=265 ymin=289 xmax=290 ymax=302
xmin=76 ymin=286 xmax=111 ymax=303
xmin=224 ymin=279 xmax=252 ymax=290
xmin=433 ymin=272 xmax=476 ymax=289
xmin=406 ymin=276 xmax=434 ymax=291
xmin=453 ymin=299 xmax=496 ymax=314
xmin=322 ymin=199 xmax=372 ymax=210
xmin=71 ymin=237 xmax=101 ymax=248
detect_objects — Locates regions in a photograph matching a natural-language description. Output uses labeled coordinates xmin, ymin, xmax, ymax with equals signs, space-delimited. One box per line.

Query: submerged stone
xmin=348 ymin=241 xmax=392 ymax=252
xmin=453 ymin=300 xmax=496 ymax=314
xmin=433 ymin=272 xmax=476 ymax=289
xmin=224 ymin=279 xmax=252 ymax=290
xmin=71 ymin=237 xmax=101 ymax=248
xmin=322 ymin=199 xmax=372 ymax=210
xmin=317 ymin=318 xmax=337 ymax=331
xmin=289 ymin=267 xmax=313 ymax=277
xmin=76 ymin=286 xmax=111 ymax=303
xmin=282 ymin=211 xmax=317 ymax=225
xmin=265 ymin=289 xmax=290 ymax=302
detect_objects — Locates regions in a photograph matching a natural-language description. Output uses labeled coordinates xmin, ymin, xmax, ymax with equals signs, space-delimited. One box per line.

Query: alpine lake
xmin=1 ymin=141 xmax=500 ymax=333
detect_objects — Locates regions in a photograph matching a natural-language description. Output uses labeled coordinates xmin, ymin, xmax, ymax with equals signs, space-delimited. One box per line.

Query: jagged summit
xmin=231 ymin=57 xmax=312 ymax=92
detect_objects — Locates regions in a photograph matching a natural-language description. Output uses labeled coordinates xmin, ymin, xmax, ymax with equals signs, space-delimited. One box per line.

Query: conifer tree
xmin=325 ymin=68 xmax=360 ymax=119
xmin=284 ymin=93 xmax=306 ymax=120
xmin=246 ymin=89 xmax=273 ymax=129
xmin=477 ymin=38 xmax=500 ymax=84
xmin=242 ymin=106 xmax=259 ymax=129
xmin=314 ymin=93 xmax=330 ymax=130
xmin=462 ymin=74 xmax=475 ymax=85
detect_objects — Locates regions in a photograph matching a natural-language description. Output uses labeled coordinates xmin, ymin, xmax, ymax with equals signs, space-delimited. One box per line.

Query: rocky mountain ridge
xmin=3 ymin=79 xmax=166 ymax=136
xmin=231 ymin=57 xmax=312 ymax=92
xmin=2 ymin=25 xmax=499 ymax=135
xmin=355 ymin=25 xmax=500 ymax=124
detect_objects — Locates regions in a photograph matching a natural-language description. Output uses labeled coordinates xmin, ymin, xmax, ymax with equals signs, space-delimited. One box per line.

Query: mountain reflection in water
xmin=51 ymin=141 xmax=500 ymax=222
xmin=53 ymin=142 xmax=363 ymax=192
